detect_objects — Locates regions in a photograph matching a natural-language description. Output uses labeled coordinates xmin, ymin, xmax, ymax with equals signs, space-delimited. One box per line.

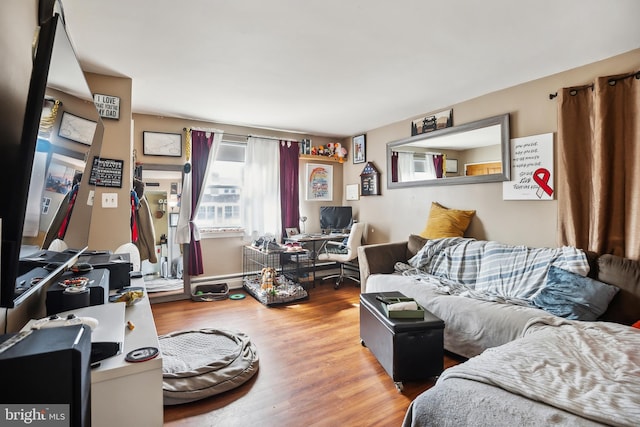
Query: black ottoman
xmin=360 ymin=291 xmax=444 ymax=391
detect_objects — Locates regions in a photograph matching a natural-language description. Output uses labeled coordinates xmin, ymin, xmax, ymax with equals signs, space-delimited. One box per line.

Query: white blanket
xmin=438 ymin=317 xmax=640 ymax=426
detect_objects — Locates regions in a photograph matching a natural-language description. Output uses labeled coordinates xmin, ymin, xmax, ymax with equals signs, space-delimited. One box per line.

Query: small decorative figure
xmin=260 ymin=267 xmax=279 ymax=290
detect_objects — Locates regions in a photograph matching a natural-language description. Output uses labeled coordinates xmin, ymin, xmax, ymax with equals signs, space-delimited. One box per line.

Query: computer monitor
xmin=319 ymin=206 xmax=353 ymax=233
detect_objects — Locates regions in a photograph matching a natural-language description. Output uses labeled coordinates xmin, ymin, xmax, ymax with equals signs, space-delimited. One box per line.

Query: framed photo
xmin=411 ymin=108 xmax=453 ymax=136
xmin=446 ymin=158 xmax=459 ymax=174
xmin=93 ymin=93 xmax=120 ymax=120
xmin=305 ymin=163 xmax=333 ymax=201
xmin=143 ymin=131 xmax=182 ymax=157
xmin=353 ymin=134 xmax=366 ymax=164
xmin=345 ymin=183 xmax=360 ymax=201
xmin=58 ymin=111 xmax=97 ymax=145
xmin=285 ymin=227 xmax=300 ymax=238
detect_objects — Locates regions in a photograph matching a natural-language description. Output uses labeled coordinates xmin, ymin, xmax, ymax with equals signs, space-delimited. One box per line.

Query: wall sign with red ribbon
xmin=502 ymin=133 xmax=554 ymax=200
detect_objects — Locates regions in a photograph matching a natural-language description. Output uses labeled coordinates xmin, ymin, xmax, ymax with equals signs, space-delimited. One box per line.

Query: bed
xmin=402 ymin=316 xmax=640 ymax=427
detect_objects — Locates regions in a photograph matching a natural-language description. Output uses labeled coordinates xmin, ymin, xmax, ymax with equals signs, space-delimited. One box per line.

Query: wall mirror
xmin=22 ymin=13 xmax=104 ymax=253
xmin=387 ymin=113 xmax=510 ymax=188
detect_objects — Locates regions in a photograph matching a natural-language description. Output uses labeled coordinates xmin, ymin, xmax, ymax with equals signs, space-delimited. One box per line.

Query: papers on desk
xmin=287 ymin=233 xmax=348 ymax=241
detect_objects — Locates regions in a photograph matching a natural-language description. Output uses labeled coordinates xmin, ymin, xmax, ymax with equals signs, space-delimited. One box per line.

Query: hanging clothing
xmin=130 ymin=190 xmax=140 ymax=243
xmin=132 ymin=179 xmax=156 ymax=262
xmin=42 ymin=183 xmax=78 ymax=249
xmin=134 ymin=193 xmax=157 ymax=263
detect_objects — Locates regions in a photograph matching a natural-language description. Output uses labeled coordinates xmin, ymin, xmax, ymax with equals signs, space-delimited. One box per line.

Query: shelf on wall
xmin=299 ymin=154 xmax=344 ymax=163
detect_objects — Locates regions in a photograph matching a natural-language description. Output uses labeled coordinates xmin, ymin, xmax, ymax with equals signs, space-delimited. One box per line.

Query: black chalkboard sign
xmin=89 ymin=156 xmax=124 ymax=188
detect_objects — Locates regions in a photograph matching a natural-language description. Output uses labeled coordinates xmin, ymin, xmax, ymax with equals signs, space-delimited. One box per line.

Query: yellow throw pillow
xmin=419 ymin=202 xmax=475 ymax=239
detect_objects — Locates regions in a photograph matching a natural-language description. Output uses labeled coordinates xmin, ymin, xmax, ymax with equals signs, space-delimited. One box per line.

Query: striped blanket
xmin=407 ymin=238 xmax=589 ymax=303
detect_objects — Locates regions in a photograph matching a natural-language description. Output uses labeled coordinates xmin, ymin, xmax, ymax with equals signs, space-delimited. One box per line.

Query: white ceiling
xmin=60 ymin=0 xmax=640 ymax=138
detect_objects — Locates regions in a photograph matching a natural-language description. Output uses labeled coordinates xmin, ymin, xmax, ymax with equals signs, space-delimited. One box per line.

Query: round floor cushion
xmin=159 ymin=328 xmax=259 ymax=405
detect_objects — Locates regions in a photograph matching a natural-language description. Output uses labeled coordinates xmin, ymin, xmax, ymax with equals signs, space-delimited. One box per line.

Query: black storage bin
xmin=360 ymin=291 xmax=444 ymax=389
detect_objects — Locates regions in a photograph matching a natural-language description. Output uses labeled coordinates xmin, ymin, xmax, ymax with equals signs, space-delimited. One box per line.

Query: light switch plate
xmin=87 ymin=190 xmax=95 ymax=206
xmin=102 ymin=193 xmax=118 ymax=208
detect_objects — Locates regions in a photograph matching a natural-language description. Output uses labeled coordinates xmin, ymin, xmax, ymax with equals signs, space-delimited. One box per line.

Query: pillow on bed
xmin=419 ymin=202 xmax=475 ymax=239
xmin=531 ymin=266 xmax=620 ymax=321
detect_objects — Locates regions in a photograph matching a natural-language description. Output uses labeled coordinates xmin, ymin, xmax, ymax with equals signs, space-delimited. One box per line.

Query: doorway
xmin=139 ymin=165 xmax=189 ymax=300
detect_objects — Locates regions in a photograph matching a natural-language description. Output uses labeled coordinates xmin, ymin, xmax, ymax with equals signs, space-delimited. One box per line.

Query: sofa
xmin=358 ymin=235 xmax=640 ymax=426
xmin=359 ymin=235 xmax=640 ymax=358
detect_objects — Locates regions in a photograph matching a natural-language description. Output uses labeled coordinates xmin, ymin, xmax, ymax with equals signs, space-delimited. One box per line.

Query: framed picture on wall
xmin=143 ymin=131 xmax=182 ymax=157
xmin=305 ymin=163 xmax=333 ymax=201
xmin=353 ymin=134 xmax=366 ymax=164
xmin=446 ymin=158 xmax=459 ymax=174
xmin=58 ymin=111 xmax=97 ymax=145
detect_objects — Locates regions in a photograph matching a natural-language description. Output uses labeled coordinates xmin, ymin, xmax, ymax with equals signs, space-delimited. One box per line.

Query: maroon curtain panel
xmin=280 ymin=141 xmax=300 ymax=239
xmin=433 ymin=155 xmax=444 ymax=178
xmin=391 ymin=151 xmax=399 ymax=182
xmin=188 ymin=130 xmax=215 ymax=275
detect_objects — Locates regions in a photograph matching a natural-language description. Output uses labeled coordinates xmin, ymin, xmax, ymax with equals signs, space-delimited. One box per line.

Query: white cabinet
xmin=23 ymin=279 xmax=164 ymax=426
xmin=89 ymin=281 xmax=163 ymax=426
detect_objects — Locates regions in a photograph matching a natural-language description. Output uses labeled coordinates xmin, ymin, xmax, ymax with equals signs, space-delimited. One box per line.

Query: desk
xmin=285 ymin=233 xmax=349 ymax=281
xmin=285 ymin=233 xmax=348 ymax=257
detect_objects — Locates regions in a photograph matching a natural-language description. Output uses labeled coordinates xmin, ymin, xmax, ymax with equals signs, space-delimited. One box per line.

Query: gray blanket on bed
xmin=405 ymin=316 xmax=640 ymax=427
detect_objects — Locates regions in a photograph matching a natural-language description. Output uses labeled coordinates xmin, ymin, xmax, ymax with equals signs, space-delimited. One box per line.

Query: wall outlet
xmin=102 ymin=193 xmax=118 ymax=208
xmin=87 ymin=190 xmax=95 ymax=206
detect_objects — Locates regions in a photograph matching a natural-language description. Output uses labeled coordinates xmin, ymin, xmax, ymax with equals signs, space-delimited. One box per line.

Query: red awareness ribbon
xmin=533 ymin=168 xmax=553 ymax=198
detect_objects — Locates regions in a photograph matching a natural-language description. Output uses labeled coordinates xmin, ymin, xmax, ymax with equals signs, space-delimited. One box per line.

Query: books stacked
xmin=376 ymin=295 xmax=425 ymax=319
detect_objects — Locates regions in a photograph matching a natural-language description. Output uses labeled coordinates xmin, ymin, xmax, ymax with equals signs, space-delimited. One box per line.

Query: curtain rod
xmin=183 ymin=127 xmax=300 ymax=143
xmin=549 ymin=70 xmax=640 ymax=99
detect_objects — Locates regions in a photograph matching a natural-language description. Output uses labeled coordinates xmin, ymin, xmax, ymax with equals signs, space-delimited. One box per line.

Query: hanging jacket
xmin=134 ymin=195 xmax=157 ymax=263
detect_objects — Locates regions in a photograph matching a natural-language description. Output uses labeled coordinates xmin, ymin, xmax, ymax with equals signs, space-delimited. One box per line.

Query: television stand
xmin=22 ymin=278 xmax=163 ymax=426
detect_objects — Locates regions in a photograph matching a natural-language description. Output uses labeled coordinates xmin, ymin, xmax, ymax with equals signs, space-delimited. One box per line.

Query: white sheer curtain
xmin=424 ymin=154 xmax=438 ymax=179
xmin=398 ymin=152 xmax=415 ymax=182
xmin=242 ymin=137 xmax=281 ymax=241
xmin=175 ymin=131 xmax=223 ymax=244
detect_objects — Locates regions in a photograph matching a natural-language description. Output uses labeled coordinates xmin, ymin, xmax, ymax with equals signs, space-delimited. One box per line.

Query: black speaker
xmin=46 ymin=268 xmax=110 ymax=315
xmin=0 ymin=325 xmax=91 ymax=427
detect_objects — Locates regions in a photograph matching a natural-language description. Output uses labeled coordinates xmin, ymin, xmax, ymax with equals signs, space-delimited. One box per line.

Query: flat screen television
xmin=0 ymin=12 xmax=102 ymax=308
xmin=319 ymin=206 xmax=353 ymax=233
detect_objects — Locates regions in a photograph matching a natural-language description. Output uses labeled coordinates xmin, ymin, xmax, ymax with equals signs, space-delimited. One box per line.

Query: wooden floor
xmin=151 ymin=281 xmax=464 ymax=427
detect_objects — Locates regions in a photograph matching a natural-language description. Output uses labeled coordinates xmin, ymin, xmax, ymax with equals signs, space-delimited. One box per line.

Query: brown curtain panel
xmin=557 ymin=71 xmax=640 ymax=259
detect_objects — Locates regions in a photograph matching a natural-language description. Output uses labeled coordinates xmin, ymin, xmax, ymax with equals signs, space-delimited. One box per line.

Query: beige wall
xmin=342 ymin=48 xmax=640 ymax=248
xmin=84 ymin=73 xmax=133 ymax=252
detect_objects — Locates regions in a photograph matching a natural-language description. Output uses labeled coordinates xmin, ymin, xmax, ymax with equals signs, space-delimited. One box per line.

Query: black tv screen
xmin=319 ymin=206 xmax=353 ymax=232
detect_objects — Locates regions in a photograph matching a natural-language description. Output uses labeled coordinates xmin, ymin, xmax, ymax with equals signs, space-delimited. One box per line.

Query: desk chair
xmin=317 ymin=222 xmax=366 ymax=289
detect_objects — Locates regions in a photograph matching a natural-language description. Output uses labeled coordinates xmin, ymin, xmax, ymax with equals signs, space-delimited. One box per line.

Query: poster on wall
xmin=88 ymin=156 xmax=124 ymax=188
xmin=305 ymin=163 xmax=333 ymax=201
xmin=502 ymin=133 xmax=554 ymax=200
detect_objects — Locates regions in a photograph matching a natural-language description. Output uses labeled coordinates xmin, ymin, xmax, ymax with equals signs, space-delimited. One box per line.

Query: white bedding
xmin=438 ymin=316 xmax=640 ymax=427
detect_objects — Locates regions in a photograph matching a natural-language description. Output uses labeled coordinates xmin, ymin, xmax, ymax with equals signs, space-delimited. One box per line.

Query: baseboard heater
xmin=191 ymin=273 xmax=244 ymax=290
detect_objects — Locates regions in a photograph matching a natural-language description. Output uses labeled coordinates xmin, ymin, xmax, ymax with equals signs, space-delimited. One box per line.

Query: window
xmin=194 ymin=141 xmax=245 ymax=230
